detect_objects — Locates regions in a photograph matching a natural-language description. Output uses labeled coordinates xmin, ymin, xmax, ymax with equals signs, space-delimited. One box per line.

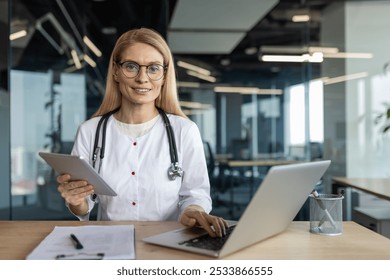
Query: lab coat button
xmin=131 ymin=171 xmax=135 ymax=175
xmin=132 ymin=202 xmax=136 ymax=206
xmin=133 ymin=142 xmax=137 ymax=146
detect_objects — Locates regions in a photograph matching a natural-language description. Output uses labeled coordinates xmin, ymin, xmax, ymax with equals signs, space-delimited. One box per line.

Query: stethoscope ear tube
xmin=157 ymin=108 xmax=178 ymax=163
xmin=157 ymin=107 xmax=184 ymax=180
xmin=92 ymin=107 xmax=120 ymax=170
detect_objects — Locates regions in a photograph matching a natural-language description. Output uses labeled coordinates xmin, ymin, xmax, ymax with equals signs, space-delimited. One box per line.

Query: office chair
xmin=202 ymin=141 xmax=235 ymax=216
xmin=203 ymin=141 xmax=216 ymax=178
xmin=203 ymin=141 xmax=255 ymax=219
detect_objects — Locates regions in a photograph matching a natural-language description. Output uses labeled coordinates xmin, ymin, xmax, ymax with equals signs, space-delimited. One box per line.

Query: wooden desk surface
xmin=222 ymin=159 xmax=301 ymax=167
xmin=332 ymin=177 xmax=390 ymax=200
xmin=1 ymin=221 xmax=389 ymax=260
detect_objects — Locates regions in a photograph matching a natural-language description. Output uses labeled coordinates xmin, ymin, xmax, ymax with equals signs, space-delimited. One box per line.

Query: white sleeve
xmin=177 ymin=122 xmax=212 ymax=214
xmin=66 ymin=197 xmax=96 ymax=221
xmin=68 ymin=120 xmax=98 ymax=220
xmin=71 ymin=120 xmax=95 ymax=163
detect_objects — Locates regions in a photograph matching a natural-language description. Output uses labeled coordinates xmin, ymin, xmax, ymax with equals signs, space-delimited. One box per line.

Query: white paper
xmin=26 ymin=225 xmax=135 ymax=260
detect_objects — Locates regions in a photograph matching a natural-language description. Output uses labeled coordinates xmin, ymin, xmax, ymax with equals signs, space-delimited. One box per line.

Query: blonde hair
xmin=92 ymin=28 xmax=186 ymax=118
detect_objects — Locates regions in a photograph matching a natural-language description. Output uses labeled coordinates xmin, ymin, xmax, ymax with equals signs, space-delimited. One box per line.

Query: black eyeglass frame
xmin=116 ymin=61 xmax=167 ymax=81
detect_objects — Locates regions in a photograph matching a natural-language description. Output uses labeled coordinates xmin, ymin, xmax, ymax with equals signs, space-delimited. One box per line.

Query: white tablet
xmin=39 ymin=152 xmax=117 ymax=196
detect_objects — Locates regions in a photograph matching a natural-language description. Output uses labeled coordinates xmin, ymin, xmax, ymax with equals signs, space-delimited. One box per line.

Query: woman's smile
xmin=132 ymin=87 xmax=151 ymax=94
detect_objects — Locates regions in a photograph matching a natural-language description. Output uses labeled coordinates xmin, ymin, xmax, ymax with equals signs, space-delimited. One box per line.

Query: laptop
xmin=143 ymin=160 xmax=331 ymax=258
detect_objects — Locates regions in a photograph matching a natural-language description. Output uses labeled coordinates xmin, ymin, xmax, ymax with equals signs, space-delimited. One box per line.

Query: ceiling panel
xmin=168 ymin=31 xmax=246 ymax=54
xmin=168 ymin=0 xmax=279 ymax=54
xmin=170 ymin=0 xmax=279 ymax=30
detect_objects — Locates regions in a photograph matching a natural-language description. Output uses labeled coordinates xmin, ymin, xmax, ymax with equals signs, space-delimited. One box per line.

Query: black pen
xmin=70 ymin=233 xmax=84 ymax=250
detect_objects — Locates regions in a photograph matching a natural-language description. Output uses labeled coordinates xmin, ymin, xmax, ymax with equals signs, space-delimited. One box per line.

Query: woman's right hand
xmin=57 ymin=174 xmax=95 ymax=215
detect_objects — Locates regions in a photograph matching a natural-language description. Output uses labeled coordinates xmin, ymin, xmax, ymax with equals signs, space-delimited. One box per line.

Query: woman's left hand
xmin=179 ymin=205 xmax=228 ymax=237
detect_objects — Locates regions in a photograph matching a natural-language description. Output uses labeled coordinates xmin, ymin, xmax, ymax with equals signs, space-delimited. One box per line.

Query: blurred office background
xmin=1 ymin=0 xmax=390 ymax=225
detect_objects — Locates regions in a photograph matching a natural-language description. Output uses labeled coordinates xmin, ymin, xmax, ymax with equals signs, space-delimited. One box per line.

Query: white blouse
xmin=70 ymin=113 xmax=212 ymax=221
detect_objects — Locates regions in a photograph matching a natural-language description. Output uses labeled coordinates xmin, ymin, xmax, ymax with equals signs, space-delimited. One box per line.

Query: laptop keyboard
xmin=179 ymin=225 xmax=236 ymax=251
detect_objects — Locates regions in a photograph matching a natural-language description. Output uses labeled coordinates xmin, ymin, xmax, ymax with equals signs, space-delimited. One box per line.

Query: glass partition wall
xmin=7 ymin=0 xmax=172 ymax=219
xmin=9 ymin=0 xmax=89 ymax=219
xmin=5 ymin=0 xmax=390 ymax=220
xmin=0 ymin=0 xmax=11 ymax=220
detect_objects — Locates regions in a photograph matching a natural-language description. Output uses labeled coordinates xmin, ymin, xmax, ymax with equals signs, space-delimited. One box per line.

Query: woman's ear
xmin=113 ymin=62 xmax=119 ymax=82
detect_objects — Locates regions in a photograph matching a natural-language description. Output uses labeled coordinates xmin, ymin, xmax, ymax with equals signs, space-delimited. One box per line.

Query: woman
xmin=57 ymin=28 xmax=227 ymax=237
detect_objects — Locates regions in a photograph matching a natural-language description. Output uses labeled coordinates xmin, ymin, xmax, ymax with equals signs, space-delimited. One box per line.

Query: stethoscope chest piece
xmin=93 ymin=107 xmax=183 ymax=181
xmin=168 ymin=162 xmax=184 ymax=181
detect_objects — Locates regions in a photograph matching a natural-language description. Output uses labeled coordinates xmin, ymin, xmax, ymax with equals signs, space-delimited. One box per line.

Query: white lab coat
xmin=71 ymin=113 xmax=212 ymax=221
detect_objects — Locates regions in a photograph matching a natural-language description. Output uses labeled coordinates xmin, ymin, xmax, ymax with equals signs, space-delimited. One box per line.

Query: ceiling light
xmin=83 ymin=54 xmax=97 ymax=68
xmin=323 ymin=72 xmax=368 ymax=85
xmin=35 ymin=12 xmax=81 ymax=55
xmin=83 ymin=36 xmax=102 ymax=57
xmin=10 ymin=30 xmax=27 ymax=41
xmin=304 ymin=52 xmax=323 ymax=62
xmin=177 ymin=81 xmax=201 ymax=88
xmin=214 ymin=86 xmax=258 ymax=94
xmin=260 ymin=45 xmax=372 ymax=61
xmin=323 ymin=52 xmax=373 ymax=59
xmin=102 ymin=27 xmax=117 ymax=35
xmin=310 ymin=77 xmax=330 ymax=83
xmin=71 ymin=49 xmax=82 ymax=69
xmin=261 ymin=53 xmax=323 ymax=63
xmin=254 ymin=89 xmax=283 ymax=95
xmin=220 ymin=58 xmax=231 ymax=66
xmin=64 ymin=64 xmax=83 ymax=73
xmin=260 ymin=46 xmax=306 ymax=54
xmin=308 ymin=46 xmax=339 ymax=54
xmin=261 ymin=45 xmax=339 ymax=55
xmin=292 ymin=15 xmax=310 ymax=22
xmin=244 ymin=47 xmax=258 ymax=55
xmin=261 ymin=55 xmax=303 ymax=62
xmin=186 ymin=70 xmax=216 ymax=82
xmin=179 ymin=101 xmax=212 ymax=109
xmin=177 ymin=61 xmax=211 ymax=76
xmin=214 ymin=86 xmax=283 ymax=95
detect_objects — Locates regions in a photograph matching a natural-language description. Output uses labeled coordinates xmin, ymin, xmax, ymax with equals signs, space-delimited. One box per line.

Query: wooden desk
xmin=1 ymin=221 xmax=389 ymax=260
xmin=332 ymin=177 xmax=390 ymax=201
xmin=332 ymin=177 xmax=390 ymax=220
xmin=220 ymin=159 xmax=300 ymax=167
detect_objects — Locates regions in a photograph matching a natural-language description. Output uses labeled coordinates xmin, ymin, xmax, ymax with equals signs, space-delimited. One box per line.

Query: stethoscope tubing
xmin=92 ymin=107 xmax=182 ymax=180
xmin=92 ymin=107 xmax=120 ymax=169
xmin=157 ymin=107 xmax=178 ymax=164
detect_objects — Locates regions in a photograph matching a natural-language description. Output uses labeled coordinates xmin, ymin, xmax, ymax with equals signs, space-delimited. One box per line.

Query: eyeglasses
xmin=117 ymin=61 xmax=166 ymax=81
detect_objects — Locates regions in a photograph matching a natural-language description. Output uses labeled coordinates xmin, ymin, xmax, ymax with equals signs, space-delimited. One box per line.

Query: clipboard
xmin=39 ymin=152 xmax=117 ymax=196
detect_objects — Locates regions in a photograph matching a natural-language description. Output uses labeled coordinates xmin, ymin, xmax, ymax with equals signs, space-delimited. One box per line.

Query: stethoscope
xmin=92 ymin=107 xmax=184 ymax=181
